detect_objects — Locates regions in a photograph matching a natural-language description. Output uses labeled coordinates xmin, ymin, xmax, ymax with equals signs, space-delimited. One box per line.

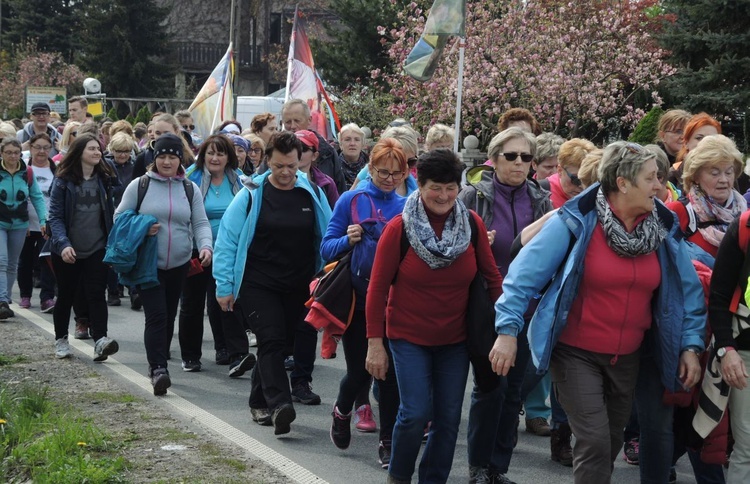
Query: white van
xmin=235 ymin=96 xmax=284 ymax=132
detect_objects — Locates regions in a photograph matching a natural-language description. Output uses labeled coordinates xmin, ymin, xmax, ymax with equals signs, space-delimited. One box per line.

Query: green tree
xmin=77 ymin=0 xmax=175 ymax=97
xmin=106 ymin=107 xmax=119 ymax=121
xmin=1 ymin=0 xmax=79 ymax=62
xmin=628 ymin=106 xmax=663 ymax=144
xmin=660 ymin=0 xmax=750 ymax=117
xmin=134 ymin=106 xmax=151 ymax=125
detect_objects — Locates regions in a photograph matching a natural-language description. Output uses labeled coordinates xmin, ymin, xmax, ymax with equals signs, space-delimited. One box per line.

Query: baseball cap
xmin=31 ymin=102 xmax=51 ymax=114
xmin=295 ymin=130 xmax=319 ymax=151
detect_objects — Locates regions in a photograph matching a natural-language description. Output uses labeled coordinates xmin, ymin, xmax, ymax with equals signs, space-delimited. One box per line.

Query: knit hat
xmin=227 ymin=134 xmax=249 ymax=152
xmin=153 ymin=133 xmax=184 ymax=162
xmin=295 ymin=130 xmax=319 ymax=151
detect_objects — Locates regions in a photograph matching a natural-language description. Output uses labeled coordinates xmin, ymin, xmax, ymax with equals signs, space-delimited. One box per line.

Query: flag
xmin=285 ymin=8 xmax=341 ymax=139
xmin=404 ymin=0 xmax=466 ymax=82
xmin=189 ymin=43 xmax=235 ymax=140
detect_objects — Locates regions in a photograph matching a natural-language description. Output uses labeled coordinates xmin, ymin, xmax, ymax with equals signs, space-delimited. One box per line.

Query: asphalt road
xmin=17 ymin=289 xmax=701 ymax=484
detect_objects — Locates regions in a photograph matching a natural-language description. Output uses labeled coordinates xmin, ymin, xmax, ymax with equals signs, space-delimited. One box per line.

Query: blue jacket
xmin=495 ymin=184 xmax=706 ymax=393
xmin=213 ymin=171 xmax=332 ymax=300
xmin=0 ymin=161 xmax=47 ymax=230
xmin=185 ymin=164 xmax=244 ymax=198
xmin=104 ymin=209 xmax=159 ymax=288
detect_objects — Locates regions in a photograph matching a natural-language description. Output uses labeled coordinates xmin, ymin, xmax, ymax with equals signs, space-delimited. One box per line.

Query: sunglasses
xmin=249 ymin=148 xmax=263 ymax=154
xmin=182 ymin=124 xmax=195 ymax=130
xmin=563 ymin=166 xmax=582 ymax=187
xmin=500 ymin=152 xmax=534 ymax=163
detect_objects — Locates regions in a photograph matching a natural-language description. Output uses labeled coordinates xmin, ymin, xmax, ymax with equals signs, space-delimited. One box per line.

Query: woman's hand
xmin=199 ymin=248 xmax=212 ymax=267
xmin=347 ymin=224 xmax=363 ymax=246
xmin=487 ymin=230 xmax=496 ymax=245
xmin=61 ymin=246 xmax=76 ymax=264
xmin=40 ymin=225 xmax=47 ymax=238
xmin=365 ymin=338 xmax=389 ymax=380
xmin=721 ymin=350 xmax=748 ymax=389
xmin=216 ymin=294 xmax=234 ymax=312
xmin=678 ymin=350 xmax=701 ymax=390
xmin=489 ymin=334 xmax=517 ymax=376
xmin=148 ymin=223 xmax=160 ymax=236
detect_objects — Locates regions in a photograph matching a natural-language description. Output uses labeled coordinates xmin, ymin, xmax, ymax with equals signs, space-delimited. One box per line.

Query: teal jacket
xmin=0 ymin=161 xmax=47 ymax=230
xmin=104 ymin=209 xmax=159 ymax=288
xmin=213 ymin=171 xmax=332 ymax=300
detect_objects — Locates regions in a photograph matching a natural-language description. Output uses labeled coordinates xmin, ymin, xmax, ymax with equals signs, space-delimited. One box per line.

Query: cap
xmin=227 ymin=134 xmax=249 ymax=152
xmin=295 ymin=130 xmax=319 ymax=151
xmin=30 ymin=102 xmax=50 ymax=114
xmin=153 ymin=133 xmax=184 ymax=163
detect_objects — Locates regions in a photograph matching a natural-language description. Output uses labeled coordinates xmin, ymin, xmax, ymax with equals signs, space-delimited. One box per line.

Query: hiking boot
xmin=354 ymin=404 xmax=377 ymax=432
xmin=272 ymin=403 xmax=296 ymax=435
xmin=250 ymin=407 xmax=272 ymax=426
xmin=74 ymin=317 xmax=90 ymax=339
xmin=55 ymin=336 xmax=71 ymax=359
xmin=181 ymin=360 xmax=202 ymax=372
xmin=550 ymin=423 xmax=573 ymax=467
xmin=386 ymin=474 xmax=410 ymax=484
xmin=19 ymin=297 xmax=31 ymax=309
xmin=526 ymin=417 xmax=552 ymax=436
xmin=292 ymin=382 xmax=321 ymax=405
xmin=469 ymin=466 xmax=492 ymax=484
xmin=130 ymin=293 xmax=142 ymax=311
xmin=228 ymin=353 xmax=256 ymax=378
xmin=40 ymin=299 xmax=55 ymax=313
xmin=94 ymin=336 xmax=119 ymax=362
xmin=151 ymin=368 xmax=171 ymax=396
xmin=623 ymin=437 xmax=639 ymax=465
xmin=107 ymin=294 xmax=121 ymax=306
xmin=0 ymin=301 xmax=14 ymax=320
xmin=215 ymin=348 xmax=230 ymax=365
xmin=330 ymin=406 xmax=352 ymax=449
xmin=378 ymin=440 xmax=391 ymax=469
xmin=490 ymin=471 xmax=518 ymax=484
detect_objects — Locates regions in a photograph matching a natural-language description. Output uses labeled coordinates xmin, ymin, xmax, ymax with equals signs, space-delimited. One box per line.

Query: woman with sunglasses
xmin=492 ymin=141 xmax=705 ymax=483
xmin=459 ymin=127 xmax=553 ymax=483
xmin=52 ymin=121 xmax=81 ymax=164
xmin=545 ymin=138 xmax=597 ymax=208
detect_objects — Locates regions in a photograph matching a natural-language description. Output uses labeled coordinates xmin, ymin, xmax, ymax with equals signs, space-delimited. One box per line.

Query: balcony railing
xmin=173 ymin=42 xmax=263 ymax=71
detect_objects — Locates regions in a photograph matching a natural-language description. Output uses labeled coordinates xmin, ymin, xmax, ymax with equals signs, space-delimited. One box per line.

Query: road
xmin=16 ymin=290 xmax=700 ymax=484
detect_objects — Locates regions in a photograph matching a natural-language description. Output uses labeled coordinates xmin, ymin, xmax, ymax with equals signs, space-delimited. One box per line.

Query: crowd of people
xmin=2 ymin=98 xmax=750 ymax=484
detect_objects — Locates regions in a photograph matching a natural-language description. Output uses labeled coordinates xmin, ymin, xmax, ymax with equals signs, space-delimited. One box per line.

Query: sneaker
xmin=151 ymin=368 xmax=171 ymax=396
xmin=130 ymin=293 xmax=142 ymax=311
xmin=19 ymin=297 xmax=31 ymax=309
xmin=330 ymin=406 xmax=352 ymax=449
xmin=94 ymin=336 xmax=119 ymax=362
xmin=0 ymin=301 xmax=14 ymax=320
xmin=55 ymin=336 xmax=71 ymax=359
xmin=74 ymin=317 xmax=90 ymax=339
xmin=469 ymin=466 xmax=492 ymax=484
xmin=181 ymin=360 xmax=202 ymax=372
xmin=378 ymin=440 xmax=391 ymax=469
xmin=423 ymin=421 xmax=431 ymax=442
xmin=284 ymin=355 xmax=295 ymax=371
xmin=215 ymin=348 xmax=230 ymax=365
xmin=354 ymin=404 xmax=377 ymax=432
xmin=107 ymin=294 xmax=121 ymax=306
xmin=525 ymin=417 xmax=552 ymax=436
xmin=490 ymin=472 xmax=518 ymax=484
xmin=623 ymin=438 xmax=639 ymax=465
xmin=250 ymin=407 xmax=272 ymax=426
xmin=248 ymin=331 xmax=257 ymax=347
xmin=40 ymin=299 xmax=55 ymax=313
xmin=272 ymin=403 xmax=296 ymax=435
xmin=292 ymin=382 xmax=321 ymax=405
xmin=228 ymin=353 xmax=256 ymax=378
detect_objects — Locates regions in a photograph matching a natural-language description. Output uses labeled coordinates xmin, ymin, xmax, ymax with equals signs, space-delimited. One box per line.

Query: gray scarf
xmin=595 ymin=188 xmax=667 ymax=258
xmin=402 ymin=191 xmax=471 ymax=269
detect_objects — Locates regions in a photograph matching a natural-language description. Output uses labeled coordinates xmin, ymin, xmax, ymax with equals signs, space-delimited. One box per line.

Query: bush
xmin=629 ymin=106 xmax=664 ymax=144
xmin=106 ymin=107 xmax=118 ymax=121
xmin=134 ymin=106 xmax=151 ymax=125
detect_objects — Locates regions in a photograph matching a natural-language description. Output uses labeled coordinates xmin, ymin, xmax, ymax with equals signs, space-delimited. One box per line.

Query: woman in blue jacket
xmin=321 ymin=138 xmax=407 ymax=465
xmin=491 ymin=141 xmax=706 ymax=483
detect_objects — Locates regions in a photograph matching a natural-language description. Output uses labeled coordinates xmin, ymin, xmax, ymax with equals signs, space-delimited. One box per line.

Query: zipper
xmin=165 ymin=181 xmax=172 ymax=268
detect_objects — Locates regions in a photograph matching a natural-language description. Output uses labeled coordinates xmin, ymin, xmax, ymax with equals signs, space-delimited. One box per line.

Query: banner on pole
xmin=404 ymin=0 xmax=466 ymax=82
xmin=189 ymin=44 xmax=235 ymax=139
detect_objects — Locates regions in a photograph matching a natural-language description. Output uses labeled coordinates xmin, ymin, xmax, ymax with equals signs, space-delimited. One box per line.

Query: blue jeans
xmin=524 ymin=372 xmax=551 ymax=420
xmin=0 ymin=228 xmax=27 ymax=303
xmin=389 ymin=339 xmax=469 ymax=483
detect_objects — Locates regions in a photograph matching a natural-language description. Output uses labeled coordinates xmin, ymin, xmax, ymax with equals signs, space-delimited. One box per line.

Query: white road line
xmin=16 ymin=308 xmax=328 ymax=484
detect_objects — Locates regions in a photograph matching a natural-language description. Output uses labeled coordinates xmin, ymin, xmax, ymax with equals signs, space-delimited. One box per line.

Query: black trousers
xmin=17 ymin=231 xmax=55 ymax=301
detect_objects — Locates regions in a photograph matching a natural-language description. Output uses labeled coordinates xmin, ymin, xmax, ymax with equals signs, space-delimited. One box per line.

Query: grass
xmin=0 ymin=354 xmax=29 ymax=366
xmin=198 ymin=442 xmax=248 ymax=472
xmin=87 ymin=391 xmax=140 ymax=404
xmin=0 ymin=384 xmax=127 ymax=483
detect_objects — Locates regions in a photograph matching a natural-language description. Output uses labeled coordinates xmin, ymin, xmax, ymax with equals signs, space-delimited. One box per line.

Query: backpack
xmin=678 ymin=198 xmax=725 ymax=239
xmin=731 ymin=210 xmax=750 ymax=312
xmin=135 ymin=175 xmax=194 ymax=214
xmin=22 ymin=166 xmax=34 ymax=189
xmin=350 ymin=192 xmax=388 ymax=281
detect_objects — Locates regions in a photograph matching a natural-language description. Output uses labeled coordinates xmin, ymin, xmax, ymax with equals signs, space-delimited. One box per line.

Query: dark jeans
xmin=624 ymin=401 xmax=639 ymax=442
xmin=290 ymin=308 xmax=318 ymax=387
xmin=336 ymin=309 xmax=371 ymax=414
xmin=17 ymin=231 xmax=55 ymax=301
xmin=178 ymin=258 xmax=227 ymax=361
xmin=377 ymin=337 xmax=400 ymax=442
xmin=140 ymin=263 xmax=188 ymax=373
xmin=51 ymin=249 xmax=108 ymax=341
xmin=241 ymin=282 xmax=308 ymax=412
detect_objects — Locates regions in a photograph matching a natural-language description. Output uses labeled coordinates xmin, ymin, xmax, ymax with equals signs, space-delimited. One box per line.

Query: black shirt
xmin=244 ymin=183 xmax=316 ymax=292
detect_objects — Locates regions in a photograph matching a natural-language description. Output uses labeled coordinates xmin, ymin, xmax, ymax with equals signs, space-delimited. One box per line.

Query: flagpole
xmin=453 ymin=37 xmax=465 ymax=152
xmin=229 ymin=0 xmax=236 ymax=118
xmin=284 ymin=5 xmax=299 ymax=104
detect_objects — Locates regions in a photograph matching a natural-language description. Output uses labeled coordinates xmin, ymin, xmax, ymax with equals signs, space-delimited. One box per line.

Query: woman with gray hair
xmin=533 ymin=132 xmax=564 ymax=182
xmin=459 ymin=127 xmax=553 ymax=483
xmin=338 ymin=122 xmax=368 ymax=189
xmin=491 ymin=141 xmax=706 ymax=483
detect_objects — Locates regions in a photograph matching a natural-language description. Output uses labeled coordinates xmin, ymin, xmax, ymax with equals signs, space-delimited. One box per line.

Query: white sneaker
xmin=55 ymin=336 xmax=71 ymax=359
xmin=248 ymin=331 xmax=257 ymax=347
xmin=94 ymin=336 xmax=119 ymax=362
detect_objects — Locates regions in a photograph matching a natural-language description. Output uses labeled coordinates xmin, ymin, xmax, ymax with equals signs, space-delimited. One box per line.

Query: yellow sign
xmin=88 ymin=101 xmax=104 ymax=116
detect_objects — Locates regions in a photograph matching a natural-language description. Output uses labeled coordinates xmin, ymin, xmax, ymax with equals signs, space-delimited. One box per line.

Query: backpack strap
xmin=182 ymin=179 xmax=194 ymax=214
xmin=135 ymin=176 xmax=150 ymax=213
xmin=351 ymin=192 xmax=382 ymax=225
xmin=24 ymin=166 xmax=34 ymax=188
xmin=730 ymin=211 xmax=750 ymax=312
xmin=246 ymin=189 xmax=253 ymax=218
xmin=680 ymin=198 xmax=698 ymax=238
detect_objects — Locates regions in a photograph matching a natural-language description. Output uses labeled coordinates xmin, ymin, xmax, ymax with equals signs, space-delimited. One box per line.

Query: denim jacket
xmin=494 ymin=183 xmax=706 ymax=393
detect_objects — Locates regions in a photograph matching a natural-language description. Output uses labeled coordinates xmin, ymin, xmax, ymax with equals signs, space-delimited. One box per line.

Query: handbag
xmin=466 ymin=269 xmax=499 ymax=393
xmin=186 ymin=257 xmax=204 ymax=277
xmin=305 ymin=250 xmax=355 ymax=333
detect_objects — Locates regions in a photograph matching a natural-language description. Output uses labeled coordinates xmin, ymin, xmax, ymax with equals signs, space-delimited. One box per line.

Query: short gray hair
xmin=340 ymin=122 xmax=365 ymax=139
xmin=598 ymin=141 xmax=657 ymax=194
xmin=382 ymin=125 xmax=419 ymax=157
xmin=425 ymin=123 xmax=455 ymax=150
xmin=535 ymin=132 xmax=564 ymax=162
xmin=282 ymin=98 xmax=311 ymax=118
xmin=487 ymin=127 xmax=537 ymax=161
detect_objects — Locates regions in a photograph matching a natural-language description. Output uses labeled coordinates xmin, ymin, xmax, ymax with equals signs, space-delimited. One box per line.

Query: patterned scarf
xmin=688 ymin=185 xmax=747 ymax=248
xmin=595 ymin=188 xmax=667 ymax=258
xmin=402 ymin=191 xmax=471 ymax=269
xmin=341 ymin=152 xmax=368 ymax=190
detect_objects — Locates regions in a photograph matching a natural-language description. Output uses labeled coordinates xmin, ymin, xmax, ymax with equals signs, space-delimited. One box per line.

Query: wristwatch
xmin=717 ymin=346 xmax=736 ymax=359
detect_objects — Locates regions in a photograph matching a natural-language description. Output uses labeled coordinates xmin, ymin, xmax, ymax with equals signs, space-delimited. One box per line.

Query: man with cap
xmin=282 ymin=99 xmax=346 ymax=194
xmin=17 ymin=103 xmax=60 ymax=157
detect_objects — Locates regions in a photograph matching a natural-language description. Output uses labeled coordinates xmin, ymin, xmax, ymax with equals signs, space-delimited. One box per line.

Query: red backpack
xmin=730 ymin=210 xmax=750 ymax=313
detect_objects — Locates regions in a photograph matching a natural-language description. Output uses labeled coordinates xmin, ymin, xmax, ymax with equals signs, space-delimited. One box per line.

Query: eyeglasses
xmin=182 ymin=124 xmax=195 ymax=131
xmin=302 ymin=146 xmax=316 ymax=153
xmin=500 ymin=152 xmax=534 ymax=163
xmin=31 ymin=145 xmax=52 ymax=151
xmin=114 ymin=150 xmax=131 ymax=155
xmin=375 ymin=169 xmax=405 ymax=181
xmin=249 ymin=148 xmax=263 ymax=154
xmin=2 ymin=150 xmax=21 ymax=157
xmin=563 ymin=167 xmax=582 ymax=187
xmin=666 ymin=129 xmax=684 ymax=136
xmin=617 ymin=142 xmax=656 ymax=163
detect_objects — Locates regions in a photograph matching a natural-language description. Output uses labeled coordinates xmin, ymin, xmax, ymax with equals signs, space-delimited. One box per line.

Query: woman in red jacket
xmin=365 ymin=149 xmax=503 ymax=484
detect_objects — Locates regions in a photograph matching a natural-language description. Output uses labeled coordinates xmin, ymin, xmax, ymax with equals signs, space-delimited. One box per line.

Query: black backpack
xmin=135 ymin=176 xmax=194 ymax=214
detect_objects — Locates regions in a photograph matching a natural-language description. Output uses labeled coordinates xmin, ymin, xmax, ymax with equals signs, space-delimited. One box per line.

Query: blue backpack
xmin=349 ymin=192 xmax=388 ymax=281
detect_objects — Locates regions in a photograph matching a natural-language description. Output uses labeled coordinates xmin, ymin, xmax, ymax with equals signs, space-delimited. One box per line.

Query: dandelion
xmin=77 ymin=441 xmax=87 ymax=447
xmin=0 ymin=418 xmax=7 ymax=425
